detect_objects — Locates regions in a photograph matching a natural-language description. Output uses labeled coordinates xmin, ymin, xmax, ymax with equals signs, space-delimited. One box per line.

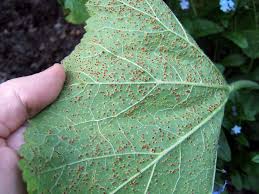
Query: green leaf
xmin=251 ymin=66 xmax=259 ymax=81
xmin=243 ymin=174 xmax=259 ymax=193
xmin=235 ymin=135 xmax=250 ymax=147
xmin=237 ymin=0 xmax=252 ymax=8
xmin=224 ymin=32 xmax=248 ymax=49
xmin=231 ymin=171 xmax=243 ymax=191
xmin=183 ymin=18 xmax=224 ymax=38
xmin=230 ymin=80 xmax=259 ymax=93
xmin=221 ymin=191 xmax=228 ymax=194
xmin=20 ymin=0 xmax=230 ymax=193
xmin=247 ymin=121 xmax=259 ymax=141
xmin=63 ymin=0 xmax=89 ymax=24
xmin=218 ymin=130 xmax=231 ymax=162
xmin=221 ymin=54 xmax=247 ymax=67
xmin=235 ymin=90 xmax=259 ymax=121
xmin=242 ymin=30 xmax=259 ymax=59
xmin=215 ymin=63 xmax=225 ymax=73
xmin=252 ymin=154 xmax=259 ymax=163
xmin=241 ymin=162 xmax=259 ymax=192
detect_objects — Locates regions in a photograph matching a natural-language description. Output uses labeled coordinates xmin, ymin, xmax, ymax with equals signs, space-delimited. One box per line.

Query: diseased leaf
xmin=20 ymin=0 xmax=230 ymax=193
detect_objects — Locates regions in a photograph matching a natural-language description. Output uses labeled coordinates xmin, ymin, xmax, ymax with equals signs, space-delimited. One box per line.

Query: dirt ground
xmin=0 ymin=0 xmax=84 ymax=83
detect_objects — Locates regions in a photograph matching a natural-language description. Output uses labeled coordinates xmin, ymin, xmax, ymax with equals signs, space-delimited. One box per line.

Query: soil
xmin=0 ymin=0 xmax=85 ymax=83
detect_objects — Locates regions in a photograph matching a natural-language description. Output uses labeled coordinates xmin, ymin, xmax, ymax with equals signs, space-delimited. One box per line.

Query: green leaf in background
xmin=252 ymin=154 xmax=259 ymax=163
xmin=235 ymin=134 xmax=250 ymax=147
xmin=242 ymin=30 xmax=259 ymax=59
xmin=231 ymin=171 xmax=243 ymax=191
xmin=224 ymin=32 xmax=249 ymax=49
xmin=252 ymin=66 xmax=259 ymax=82
xmin=218 ymin=130 xmax=231 ymax=162
xmin=62 ymin=0 xmax=89 ymax=24
xmin=235 ymin=90 xmax=259 ymax=121
xmin=221 ymin=54 xmax=247 ymax=67
xmin=20 ymin=0 xmax=231 ymax=193
xmin=242 ymin=162 xmax=259 ymax=192
xmin=215 ymin=63 xmax=226 ymax=73
xmin=247 ymin=121 xmax=259 ymax=142
xmin=238 ymin=0 xmax=253 ymax=8
xmin=183 ymin=18 xmax=224 ymax=38
xmin=251 ymin=66 xmax=259 ymax=81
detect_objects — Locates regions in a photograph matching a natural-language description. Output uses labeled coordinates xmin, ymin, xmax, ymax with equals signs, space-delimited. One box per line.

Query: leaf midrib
xmin=67 ymin=79 xmax=229 ymax=89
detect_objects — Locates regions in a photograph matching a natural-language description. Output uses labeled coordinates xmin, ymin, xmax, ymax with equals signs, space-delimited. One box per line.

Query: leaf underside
xmin=20 ymin=0 xmax=229 ymax=193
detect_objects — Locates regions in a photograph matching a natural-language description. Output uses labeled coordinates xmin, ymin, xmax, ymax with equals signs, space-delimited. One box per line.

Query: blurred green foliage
xmin=59 ymin=0 xmax=259 ymax=193
xmin=58 ymin=0 xmax=89 ymax=24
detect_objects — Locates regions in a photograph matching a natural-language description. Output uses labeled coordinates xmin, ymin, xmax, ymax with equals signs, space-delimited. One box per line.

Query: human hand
xmin=0 ymin=64 xmax=65 ymax=194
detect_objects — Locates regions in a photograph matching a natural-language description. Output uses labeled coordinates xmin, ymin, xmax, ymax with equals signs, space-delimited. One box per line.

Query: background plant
xmin=59 ymin=0 xmax=259 ymax=193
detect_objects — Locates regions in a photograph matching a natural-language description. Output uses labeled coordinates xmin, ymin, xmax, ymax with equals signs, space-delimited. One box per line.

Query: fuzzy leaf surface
xmin=20 ymin=0 xmax=230 ymax=193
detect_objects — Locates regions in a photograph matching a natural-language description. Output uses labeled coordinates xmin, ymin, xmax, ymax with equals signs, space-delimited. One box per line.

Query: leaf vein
xmin=108 ymin=97 xmax=228 ymax=193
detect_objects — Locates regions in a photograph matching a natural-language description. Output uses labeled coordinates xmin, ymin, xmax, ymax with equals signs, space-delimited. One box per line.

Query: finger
xmin=0 ymin=64 xmax=66 ymax=138
xmin=7 ymin=125 xmax=26 ymax=152
xmin=0 ymin=138 xmax=6 ymax=147
xmin=0 ymin=147 xmax=26 ymax=194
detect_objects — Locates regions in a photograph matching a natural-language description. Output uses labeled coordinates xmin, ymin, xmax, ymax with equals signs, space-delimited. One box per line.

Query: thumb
xmin=0 ymin=64 xmax=66 ymax=138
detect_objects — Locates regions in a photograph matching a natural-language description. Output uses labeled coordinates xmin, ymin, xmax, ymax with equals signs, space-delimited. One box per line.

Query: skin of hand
xmin=0 ymin=64 xmax=66 ymax=194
